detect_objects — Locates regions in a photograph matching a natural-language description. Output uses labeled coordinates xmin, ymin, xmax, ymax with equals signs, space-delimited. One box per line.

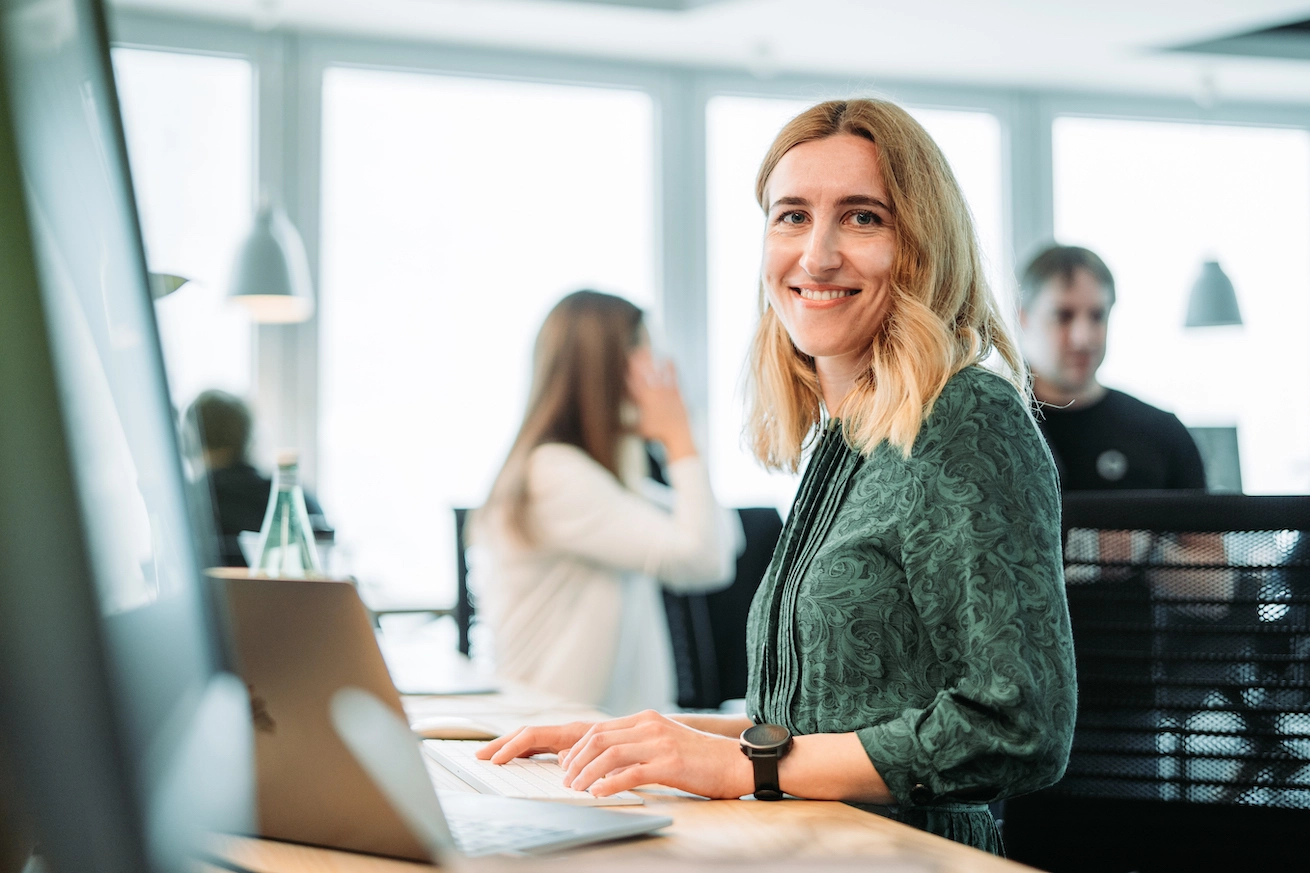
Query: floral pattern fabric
xmin=746 ymin=366 xmax=1077 ymax=854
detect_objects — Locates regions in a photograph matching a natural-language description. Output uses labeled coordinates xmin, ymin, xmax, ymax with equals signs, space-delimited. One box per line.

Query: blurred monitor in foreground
xmin=0 ymin=0 xmax=253 ymax=871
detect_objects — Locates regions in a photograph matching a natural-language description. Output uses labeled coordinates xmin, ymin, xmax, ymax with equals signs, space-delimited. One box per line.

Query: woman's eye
xmin=851 ymin=210 xmax=882 ymax=227
xmin=778 ymin=211 xmax=806 ymax=225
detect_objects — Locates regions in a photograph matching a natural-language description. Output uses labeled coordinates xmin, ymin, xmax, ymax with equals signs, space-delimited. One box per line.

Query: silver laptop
xmin=209 ymin=572 xmax=671 ymax=861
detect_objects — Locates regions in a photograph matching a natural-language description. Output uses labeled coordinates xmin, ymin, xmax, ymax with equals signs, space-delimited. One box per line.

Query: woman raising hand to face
xmin=469 ymin=291 xmax=740 ymax=718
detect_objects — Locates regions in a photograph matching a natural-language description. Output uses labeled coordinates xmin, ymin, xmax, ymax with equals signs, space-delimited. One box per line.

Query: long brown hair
xmin=747 ymin=98 xmax=1027 ymax=470
xmin=477 ymin=290 xmax=645 ymax=543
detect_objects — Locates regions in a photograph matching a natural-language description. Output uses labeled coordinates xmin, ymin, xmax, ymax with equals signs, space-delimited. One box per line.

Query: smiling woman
xmin=759 ymin=135 xmax=897 ymax=417
xmin=479 ymin=99 xmax=1076 ymax=856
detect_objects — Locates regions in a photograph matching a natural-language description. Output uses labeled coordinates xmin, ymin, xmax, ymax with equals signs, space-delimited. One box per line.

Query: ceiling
xmin=111 ymin=0 xmax=1310 ymax=105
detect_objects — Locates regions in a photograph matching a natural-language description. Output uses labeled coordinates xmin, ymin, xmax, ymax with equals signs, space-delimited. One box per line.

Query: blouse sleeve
xmin=855 ymin=381 xmax=1078 ymax=805
xmin=525 ymin=443 xmax=739 ymax=590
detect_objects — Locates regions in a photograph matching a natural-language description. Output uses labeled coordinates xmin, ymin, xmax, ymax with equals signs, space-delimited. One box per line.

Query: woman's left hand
xmin=557 ymin=710 xmax=753 ymax=799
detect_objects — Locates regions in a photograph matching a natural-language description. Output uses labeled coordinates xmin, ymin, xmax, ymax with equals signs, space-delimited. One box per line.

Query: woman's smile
xmin=794 ymin=284 xmax=861 ymax=304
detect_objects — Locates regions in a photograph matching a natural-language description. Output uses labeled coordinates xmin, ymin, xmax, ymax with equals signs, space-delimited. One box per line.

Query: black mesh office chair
xmin=1004 ymin=492 xmax=1310 ymax=872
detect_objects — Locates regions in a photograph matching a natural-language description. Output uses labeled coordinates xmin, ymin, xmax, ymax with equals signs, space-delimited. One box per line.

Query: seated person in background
xmin=468 ymin=290 xmax=740 ymax=716
xmin=183 ymin=389 xmax=328 ymax=567
xmin=1018 ymin=244 xmax=1205 ymax=491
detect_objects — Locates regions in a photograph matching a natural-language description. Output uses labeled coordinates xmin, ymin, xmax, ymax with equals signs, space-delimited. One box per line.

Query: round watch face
xmin=741 ymin=723 xmax=791 ymax=749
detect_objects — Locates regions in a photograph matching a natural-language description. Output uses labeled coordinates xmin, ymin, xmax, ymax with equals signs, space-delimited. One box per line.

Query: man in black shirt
xmin=1017 ymin=244 xmax=1206 ymax=491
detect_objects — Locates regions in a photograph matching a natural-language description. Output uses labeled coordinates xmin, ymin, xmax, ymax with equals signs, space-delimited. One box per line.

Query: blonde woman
xmin=469 ymin=290 xmax=739 ymax=716
xmin=479 ymin=101 xmax=1077 ymax=854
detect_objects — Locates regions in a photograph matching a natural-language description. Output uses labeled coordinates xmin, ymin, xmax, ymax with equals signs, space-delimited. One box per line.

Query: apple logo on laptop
xmin=247 ymin=683 xmax=276 ymax=734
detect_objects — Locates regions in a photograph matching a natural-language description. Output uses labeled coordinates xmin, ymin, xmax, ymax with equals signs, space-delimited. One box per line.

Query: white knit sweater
xmin=469 ymin=441 xmax=740 ymax=715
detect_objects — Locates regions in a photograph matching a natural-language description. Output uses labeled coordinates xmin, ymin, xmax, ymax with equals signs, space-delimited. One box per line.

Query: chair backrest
xmin=453 ymin=508 xmax=473 ymax=656
xmin=665 ymin=507 xmax=784 ymax=710
xmin=1005 ymin=492 xmax=1310 ymax=870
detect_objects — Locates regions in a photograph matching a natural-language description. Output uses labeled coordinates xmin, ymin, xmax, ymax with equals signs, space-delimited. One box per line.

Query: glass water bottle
xmin=251 ymin=449 xmax=322 ymax=578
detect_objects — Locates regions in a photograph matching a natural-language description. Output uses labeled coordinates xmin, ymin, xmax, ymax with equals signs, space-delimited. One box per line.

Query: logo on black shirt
xmin=1096 ymin=449 xmax=1128 ymax=482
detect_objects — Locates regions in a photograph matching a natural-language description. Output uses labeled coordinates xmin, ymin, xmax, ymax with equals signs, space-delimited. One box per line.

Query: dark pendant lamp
xmin=1184 ymin=259 xmax=1242 ymax=327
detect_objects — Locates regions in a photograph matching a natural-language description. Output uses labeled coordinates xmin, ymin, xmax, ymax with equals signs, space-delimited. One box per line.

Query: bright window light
xmin=706 ymin=96 xmax=1005 ymax=513
xmin=112 ymin=48 xmax=254 ymax=408
xmin=318 ymin=68 xmax=655 ymax=605
xmin=1053 ymin=116 xmax=1310 ymax=494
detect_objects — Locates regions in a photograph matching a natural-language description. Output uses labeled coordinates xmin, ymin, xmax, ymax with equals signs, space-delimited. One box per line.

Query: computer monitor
xmin=0 ymin=1 xmax=252 ymax=871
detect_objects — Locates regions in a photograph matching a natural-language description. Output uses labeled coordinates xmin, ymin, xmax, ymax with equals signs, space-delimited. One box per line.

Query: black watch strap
xmin=740 ymin=723 xmax=792 ymax=801
xmin=749 ymin=754 xmax=784 ymax=801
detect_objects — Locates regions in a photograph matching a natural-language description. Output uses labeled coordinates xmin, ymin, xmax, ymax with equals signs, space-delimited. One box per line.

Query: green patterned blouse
xmin=746 ymin=366 xmax=1077 ymax=854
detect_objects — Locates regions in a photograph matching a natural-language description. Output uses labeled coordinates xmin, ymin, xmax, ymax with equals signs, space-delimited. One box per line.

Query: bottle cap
xmin=276 ymin=448 xmax=300 ymax=467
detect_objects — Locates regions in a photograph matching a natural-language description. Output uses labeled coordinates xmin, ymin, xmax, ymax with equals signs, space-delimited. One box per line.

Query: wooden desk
xmin=211 ymin=679 xmax=1035 ymax=873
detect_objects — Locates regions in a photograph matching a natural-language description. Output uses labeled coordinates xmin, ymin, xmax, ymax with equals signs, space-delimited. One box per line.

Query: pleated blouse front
xmin=746 ymin=366 xmax=1078 ymax=854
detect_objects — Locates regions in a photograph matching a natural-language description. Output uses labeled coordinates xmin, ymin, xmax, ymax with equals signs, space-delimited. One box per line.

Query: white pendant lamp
xmin=1184 ymin=259 xmax=1242 ymax=328
xmin=228 ymin=202 xmax=315 ymax=324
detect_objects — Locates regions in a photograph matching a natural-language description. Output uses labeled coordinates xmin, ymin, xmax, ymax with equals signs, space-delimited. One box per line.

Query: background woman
xmin=479 ymin=101 xmax=1076 ymax=854
xmin=469 ymin=290 xmax=740 ymax=716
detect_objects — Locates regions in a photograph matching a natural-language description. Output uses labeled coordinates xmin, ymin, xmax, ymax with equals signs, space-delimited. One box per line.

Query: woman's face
xmin=761 ymin=133 xmax=896 ymax=363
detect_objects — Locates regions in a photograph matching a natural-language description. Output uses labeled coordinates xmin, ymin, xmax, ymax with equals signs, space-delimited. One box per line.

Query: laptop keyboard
xmin=441 ymin=809 xmax=575 ymax=857
xmin=422 ymin=740 xmax=643 ymax=806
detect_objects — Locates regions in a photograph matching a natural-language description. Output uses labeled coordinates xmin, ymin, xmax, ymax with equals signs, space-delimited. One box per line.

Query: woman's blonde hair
xmin=475 ymin=290 xmax=645 ymax=544
xmin=747 ymin=98 xmax=1027 ymax=471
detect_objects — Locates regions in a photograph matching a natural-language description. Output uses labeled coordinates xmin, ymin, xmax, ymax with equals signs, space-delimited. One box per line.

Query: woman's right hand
xmin=475 ymin=721 xmax=595 ymax=763
xmin=627 ymin=347 xmax=696 ymax=463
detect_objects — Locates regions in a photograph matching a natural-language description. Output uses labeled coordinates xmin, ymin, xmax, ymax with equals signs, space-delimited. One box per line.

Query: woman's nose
xmin=798 ymin=222 xmax=842 ymax=276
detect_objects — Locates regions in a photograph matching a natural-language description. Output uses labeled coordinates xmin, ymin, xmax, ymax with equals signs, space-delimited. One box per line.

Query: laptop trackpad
xmin=436 ymin=793 xmax=671 ymax=857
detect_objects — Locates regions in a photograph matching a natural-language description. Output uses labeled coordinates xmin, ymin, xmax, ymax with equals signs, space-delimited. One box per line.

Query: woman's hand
xmin=476 ymin=721 xmax=596 ymax=762
xmin=627 ymin=348 xmax=696 ymax=463
xmin=557 ymin=710 xmax=752 ymax=799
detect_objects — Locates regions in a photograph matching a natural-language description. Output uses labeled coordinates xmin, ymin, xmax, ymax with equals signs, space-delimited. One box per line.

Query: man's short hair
xmin=185 ymin=389 xmax=253 ymax=463
xmin=1019 ymin=244 xmax=1116 ymax=311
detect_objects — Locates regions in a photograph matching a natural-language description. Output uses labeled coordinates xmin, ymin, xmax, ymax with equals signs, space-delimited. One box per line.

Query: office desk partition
xmin=210 ymin=681 xmax=1034 ymax=873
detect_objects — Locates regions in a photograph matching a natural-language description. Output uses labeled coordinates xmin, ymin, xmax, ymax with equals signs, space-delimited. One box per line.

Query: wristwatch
xmin=739 ymin=723 xmax=793 ymax=800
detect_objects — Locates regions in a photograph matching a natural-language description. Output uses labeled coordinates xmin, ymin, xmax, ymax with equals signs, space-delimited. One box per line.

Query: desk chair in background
xmin=451 ymin=506 xmax=785 ymax=710
xmin=454 ymin=507 xmax=474 ymax=655
xmin=1004 ymin=492 xmax=1310 ymax=872
xmin=663 ymin=507 xmax=784 ymax=709
xmin=364 ymin=513 xmax=470 ymax=633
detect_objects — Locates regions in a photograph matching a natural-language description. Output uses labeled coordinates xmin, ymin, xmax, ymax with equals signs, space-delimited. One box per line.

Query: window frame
xmin=112 ymin=7 xmax=1310 ymax=514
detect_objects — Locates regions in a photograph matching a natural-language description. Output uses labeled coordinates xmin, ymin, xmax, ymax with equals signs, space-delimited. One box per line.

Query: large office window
xmin=1053 ymin=116 xmax=1310 ymax=494
xmin=706 ymin=96 xmax=1005 ymax=512
xmin=318 ymin=68 xmax=655 ymax=605
xmin=113 ymin=48 xmax=254 ymax=408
